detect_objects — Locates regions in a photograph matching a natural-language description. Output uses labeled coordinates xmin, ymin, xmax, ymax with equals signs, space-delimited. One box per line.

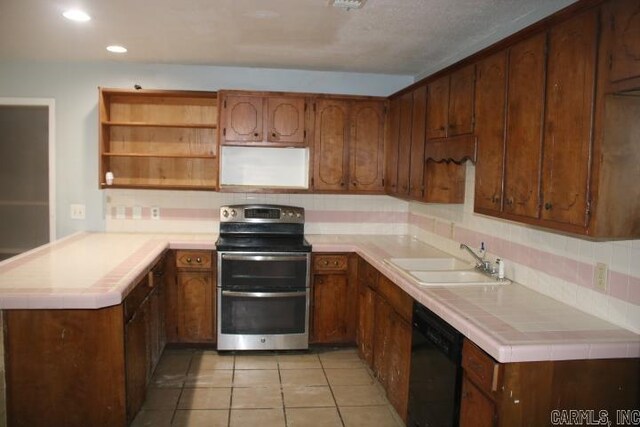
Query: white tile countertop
xmin=0 ymin=232 xmax=638 ymax=363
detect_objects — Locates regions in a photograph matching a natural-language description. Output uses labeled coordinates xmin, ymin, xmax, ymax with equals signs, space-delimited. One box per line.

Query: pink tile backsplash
xmin=409 ymin=214 xmax=640 ymax=308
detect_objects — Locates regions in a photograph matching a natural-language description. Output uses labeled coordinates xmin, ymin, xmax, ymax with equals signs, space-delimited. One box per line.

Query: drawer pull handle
xmin=196 ymin=257 xmax=202 ymax=263
xmin=186 ymin=257 xmax=192 ymax=263
xmin=323 ymin=260 xmax=329 ymax=266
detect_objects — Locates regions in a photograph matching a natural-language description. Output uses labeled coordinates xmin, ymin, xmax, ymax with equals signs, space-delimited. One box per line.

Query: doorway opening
xmin=0 ymin=98 xmax=55 ymax=261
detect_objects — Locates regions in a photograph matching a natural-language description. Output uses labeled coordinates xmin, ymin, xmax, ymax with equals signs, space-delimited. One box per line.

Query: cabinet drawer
xmin=377 ymin=274 xmax=413 ymax=322
xmin=176 ymin=250 xmax=213 ymax=270
xmin=462 ymin=339 xmax=501 ymax=394
xmin=313 ymin=254 xmax=348 ymax=272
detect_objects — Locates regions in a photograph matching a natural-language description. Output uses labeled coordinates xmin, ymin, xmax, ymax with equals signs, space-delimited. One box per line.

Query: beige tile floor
xmin=133 ymin=347 xmax=404 ymax=427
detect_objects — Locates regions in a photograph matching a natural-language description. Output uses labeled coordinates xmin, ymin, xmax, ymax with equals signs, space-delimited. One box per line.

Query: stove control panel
xmin=219 ymin=204 xmax=305 ymax=223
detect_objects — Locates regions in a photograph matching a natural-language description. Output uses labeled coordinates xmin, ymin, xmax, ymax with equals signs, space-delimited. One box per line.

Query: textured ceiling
xmin=0 ymin=0 xmax=578 ymax=76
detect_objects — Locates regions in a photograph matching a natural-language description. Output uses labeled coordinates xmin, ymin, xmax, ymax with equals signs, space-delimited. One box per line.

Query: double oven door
xmin=217 ymin=252 xmax=310 ymax=350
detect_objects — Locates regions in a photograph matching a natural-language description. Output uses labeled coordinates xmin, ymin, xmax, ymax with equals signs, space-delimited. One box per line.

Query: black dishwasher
xmin=407 ymin=301 xmax=464 ymax=427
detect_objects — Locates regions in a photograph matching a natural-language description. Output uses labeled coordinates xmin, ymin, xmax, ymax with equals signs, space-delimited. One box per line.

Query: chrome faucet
xmin=460 ymin=243 xmax=492 ymax=273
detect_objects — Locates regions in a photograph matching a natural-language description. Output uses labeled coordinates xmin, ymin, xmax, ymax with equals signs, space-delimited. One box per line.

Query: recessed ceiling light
xmin=329 ymin=0 xmax=367 ymax=10
xmin=62 ymin=9 xmax=91 ymax=22
xmin=106 ymin=45 xmax=127 ymax=53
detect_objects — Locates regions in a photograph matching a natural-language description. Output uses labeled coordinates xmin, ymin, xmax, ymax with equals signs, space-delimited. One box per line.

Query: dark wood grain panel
xmin=385 ymin=97 xmax=401 ymax=194
xmin=541 ymin=9 xmax=598 ymax=227
xmin=409 ymin=85 xmax=427 ymax=199
xmin=222 ymin=95 xmax=263 ymax=142
xmin=313 ymin=99 xmax=349 ymax=191
xmin=266 ymin=96 xmax=306 ymax=145
xmin=448 ymin=64 xmax=476 ymax=136
xmin=349 ymin=101 xmax=385 ymax=192
xmin=426 ymin=75 xmax=450 ymax=139
xmin=474 ymin=51 xmax=508 ymax=214
xmin=396 ymin=92 xmax=414 ymax=195
xmin=503 ymin=33 xmax=546 ymax=219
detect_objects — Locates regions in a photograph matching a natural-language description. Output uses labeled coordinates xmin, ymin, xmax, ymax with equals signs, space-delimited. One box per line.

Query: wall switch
xmin=150 ymin=206 xmax=160 ymax=220
xmin=132 ymin=206 xmax=142 ymax=220
xmin=595 ymin=262 xmax=608 ymax=292
xmin=70 ymin=204 xmax=86 ymax=220
xmin=115 ymin=206 xmax=126 ymax=220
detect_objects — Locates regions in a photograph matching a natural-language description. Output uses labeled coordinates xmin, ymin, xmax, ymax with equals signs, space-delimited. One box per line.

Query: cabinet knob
xmin=505 ymin=197 xmax=514 ymax=206
xmin=323 ymin=260 xmax=329 ymax=266
xmin=254 ymin=132 xmax=259 ymax=137
xmin=186 ymin=257 xmax=192 ymax=263
xmin=340 ymin=182 xmax=345 ymax=186
xmin=352 ymin=182 xmax=357 ymax=186
xmin=196 ymin=257 xmax=202 ymax=263
xmin=271 ymin=132 xmax=277 ymax=138
xmin=544 ymin=202 xmax=553 ymax=210
xmin=333 ymin=261 xmax=339 ymax=266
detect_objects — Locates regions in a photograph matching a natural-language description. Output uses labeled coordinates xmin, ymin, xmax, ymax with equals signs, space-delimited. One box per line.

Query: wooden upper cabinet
xmin=474 ymin=51 xmax=507 ymax=214
xmin=602 ymin=0 xmax=640 ymax=85
xmin=425 ymin=64 xmax=475 ymax=140
xmin=448 ymin=64 xmax=476 ymax=137
xmin=396 ymin=91 xmax=414 ymax=195
xmin=503 ymin=33 xmax=546 ymax=219
xmin=220 ymin=92 xmax=307 ymax=146
xmin=541 ymin=9 xmax=598 ymax=228
xmin=409 ymin=85 xmax=427 ymax=200
xmin=385 ymin=97 xmax=401 ymax=194
xmin=266 ymin=97 xmax=306 ymax=145
xmin=313 ymin=99 xmax=349 ymax=191
xmin=221 ymin=94 xmax=263 ymax=143
xmin=426 ymin=75 xmax=450 ymax=139
xmin=349 ymin=101 xmax=385 ymax=192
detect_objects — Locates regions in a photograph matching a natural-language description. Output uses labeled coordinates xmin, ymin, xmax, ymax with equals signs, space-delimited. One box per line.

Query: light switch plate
xmin=595 ymin=262 xmax=608 ymax=292
xmin=70 ymin=204 xmax=85 ymax=220
xmin=150 ymin=206 xmax=160 ymax=220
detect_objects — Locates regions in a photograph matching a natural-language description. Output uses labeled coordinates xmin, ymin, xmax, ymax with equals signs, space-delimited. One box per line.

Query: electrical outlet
xmin=70 ymin=204 xmax=85 ymax=220
xmin=132 ymin=206 xmax=142 ymax=220
xmin=150 ymin=206 xmax=160 ymax=220
xmin=115 ymin=206 xmax=126 ymax=220
xmin=595 ymin=262 xmax=608 ymax=292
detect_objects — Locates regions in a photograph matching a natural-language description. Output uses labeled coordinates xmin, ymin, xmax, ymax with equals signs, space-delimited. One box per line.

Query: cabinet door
xmin=349 ymin=101 xmax=385 ymax=192
xmin=266 ymin=96 xmax=306 ymax=145
xmin=541 ymin=9 xmax=597 ymax=227
xmin=448 ymin=64 xmax=476 ymax=136
xmin=177 ymin=271 xmax=214 ymax=342
xmin=312 ymin=273 xmax=355 ymax=343
xmin=503 ymin=33 xmax=546 ymax=218
xmin=313 ymin=99 xmax=349 ymax=191
xmin=396 ymin=91 xmax=414 ymax=195
xmin=373 ymin=296 xmax=393 ymax=389
xmin=409 ymin=85 xmax=427 ymax=200
xmin=459 ymin=376 xmax=496 ymax=427
xmin=222 ymin=95 xmax=263 ymax=143
xmin=426 ymin=75 xmax=450 ymax=140
xmin=474 ymin=51 xmax=508 ymax=214
xmin=604 ymin=0 xmax=640 ymax=83
xmin=386 ymin=314 xmax=412 ymax=423
xmin=357 ymin=286 xmax=376 ymax=367
xmin=385 ymin=97 xmax=401 ymax=194
xmin=125 ymin=298 xmax=149 ymax=423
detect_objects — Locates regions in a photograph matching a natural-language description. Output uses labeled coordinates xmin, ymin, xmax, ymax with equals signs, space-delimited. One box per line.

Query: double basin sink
xmin=384 ymin=257 xmax=510 ymax=287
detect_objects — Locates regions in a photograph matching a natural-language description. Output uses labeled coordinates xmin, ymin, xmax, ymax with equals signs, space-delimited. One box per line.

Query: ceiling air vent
xmin=330 ymin=0 xmax=367 ymax=10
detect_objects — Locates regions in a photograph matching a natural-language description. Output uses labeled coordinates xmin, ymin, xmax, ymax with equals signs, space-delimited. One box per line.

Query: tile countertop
xmin=0 ymin=232 xmax=638 ymax=363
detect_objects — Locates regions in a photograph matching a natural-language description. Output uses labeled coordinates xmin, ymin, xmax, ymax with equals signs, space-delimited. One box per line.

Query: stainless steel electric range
xmin=215 ymin=204 xmax=312 ymax=351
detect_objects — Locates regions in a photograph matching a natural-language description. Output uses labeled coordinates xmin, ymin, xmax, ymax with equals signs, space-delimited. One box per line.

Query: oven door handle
xmin=221 ymin=254 xmax=308 ymax=262
xmin=221 ymin=290 xmax=307 ymax=298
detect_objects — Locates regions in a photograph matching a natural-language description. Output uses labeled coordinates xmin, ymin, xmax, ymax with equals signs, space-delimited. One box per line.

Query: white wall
xmin=0 ymin=61 xmax=412 ymax=238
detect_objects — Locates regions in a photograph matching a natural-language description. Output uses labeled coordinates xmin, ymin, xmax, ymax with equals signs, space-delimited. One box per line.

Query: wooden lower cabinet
xmin=4 ymin=257 xmax=167 ymax=427
xmin=311 ymin=253 xmax=357 ymax=344
xmin=356 ymin=257 xmax=412 ymax=423
xmin=459 ymin=375 xmax=496 ymax=427
xmin=166 ymin=250 xmax=216 ymax=343
xmin=460 ymin=339 xmax=640 ymax=426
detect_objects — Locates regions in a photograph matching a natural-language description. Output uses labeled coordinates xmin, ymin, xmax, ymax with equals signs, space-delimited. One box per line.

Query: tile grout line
xmin=319 ymin=352 xmax=347 ymax=427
